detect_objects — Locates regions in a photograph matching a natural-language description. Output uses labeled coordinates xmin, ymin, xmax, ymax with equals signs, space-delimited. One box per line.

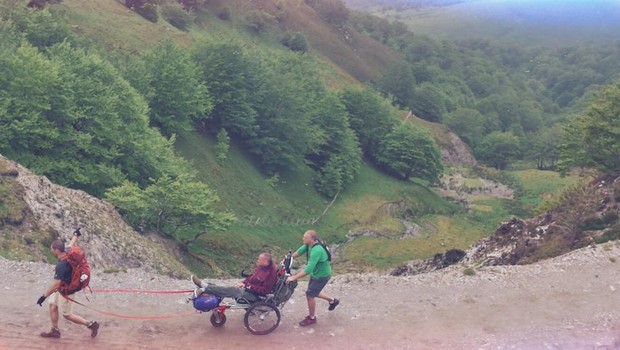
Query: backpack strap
xmin=306 ymin=240 xmax=331 ymax=262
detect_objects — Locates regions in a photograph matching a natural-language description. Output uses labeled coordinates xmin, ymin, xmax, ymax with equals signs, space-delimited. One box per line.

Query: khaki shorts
xmin=48 ymin=291 xmax=73 ymax=316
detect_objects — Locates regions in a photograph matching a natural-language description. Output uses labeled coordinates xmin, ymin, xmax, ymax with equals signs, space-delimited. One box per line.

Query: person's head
xmin=302 ymin=230 xmax=317 ymax=245
xmin=50 ymin=239 xmax=65 ymax=258
xmin=256 ymin=252 xmax=273 ymax=269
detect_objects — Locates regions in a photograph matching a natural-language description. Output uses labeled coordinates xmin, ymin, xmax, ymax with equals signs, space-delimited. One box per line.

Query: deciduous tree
xmin=559 ymin=79 xmax=620 ymax=173
xmin=477 ymin=131 xmax=521 ymax=170
xmin=105 ymin=175 xmax=235 ymax=244
xmin=142 ymin=40 xmax=211 ymax=136
xmin=375 ymin=122 xmax=443 ymax=183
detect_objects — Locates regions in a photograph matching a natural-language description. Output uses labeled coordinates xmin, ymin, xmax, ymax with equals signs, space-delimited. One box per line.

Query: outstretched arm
xmin=68 ymin=228 xmax=81 ymax=247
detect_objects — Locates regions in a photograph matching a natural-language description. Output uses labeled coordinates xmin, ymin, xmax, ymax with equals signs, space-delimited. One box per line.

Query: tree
xmin=2 ymin=3 xmax=71 ymax=48
xmin=0 ymin=42 xmax=61 ymax=160
xmin=247 ymin=53 xmax=324 ymax=172
xmin=525 ymin=125 xmax=563 ymax=170
xmin=375 ymin=122 xmax=443 ymax=184
xmin=340 ymin=86 xmax=399 ymax=160
xmin=49 ymin=43 xmax=191 ymax=194
xmin=377 ymin=60 xmax=414 ymax=109
xmin=193 ymin=40 xmax=257 ymax=138
xmin=105 ymin=176 xmax=235 ymax=244
xmin=142 ymin=40 xmax=211 ymax=136
xmin=477 ymin=131 xmax=521 ymax=170
xmin=443 ymin=108 xmax=485 ymax=149
xmin=559 ymin=79 xmax=620 ymax=173
xmin=307 ymin=93 xmax=361 ymax=197
xmin=0 ymin=41 xmax=190 ymax=197
xmin=410 ymin=82 xmax=447 ymax=122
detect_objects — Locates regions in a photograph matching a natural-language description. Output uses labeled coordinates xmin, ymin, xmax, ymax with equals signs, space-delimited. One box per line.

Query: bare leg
xmin=307 ymin=296 xmax=316 ymax=318
xmin=64 ymin=313 xmax=88 ymax=326
xmin=49 ymin=304 xmax=59 ymax=329
xmin=317 ymin=292 xmax=334 ymax=303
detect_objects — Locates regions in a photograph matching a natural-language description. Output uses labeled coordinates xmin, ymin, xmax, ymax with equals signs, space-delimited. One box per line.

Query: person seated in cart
xmin=191 ymin=252 xmax=279 ymax=303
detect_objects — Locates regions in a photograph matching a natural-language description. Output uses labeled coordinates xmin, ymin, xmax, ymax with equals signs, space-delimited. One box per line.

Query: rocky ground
xmin=2 ymin=242 xmax=620 ymax=350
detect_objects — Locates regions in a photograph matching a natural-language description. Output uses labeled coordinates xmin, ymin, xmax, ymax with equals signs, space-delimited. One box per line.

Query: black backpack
xmin=307 ymin=239 xmax=331 ymax=262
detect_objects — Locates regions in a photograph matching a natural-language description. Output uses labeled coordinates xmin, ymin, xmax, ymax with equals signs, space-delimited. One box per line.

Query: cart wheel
xmin=210 ymin=310 xmax=227 ymax=327
xmin=243 ymin=301 xmax=281 ymax=335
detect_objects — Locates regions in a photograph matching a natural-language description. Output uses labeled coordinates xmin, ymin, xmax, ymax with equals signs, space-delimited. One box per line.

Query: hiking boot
xmin=328 ymin=298 xmax=340 ymax=311
xmin=40 ymin=328 xmax=60 ymax=338
xmin=299 ymin=316 xmax=317 ymax=327
xmin=87 ymin=321 xmax=99 ymax=338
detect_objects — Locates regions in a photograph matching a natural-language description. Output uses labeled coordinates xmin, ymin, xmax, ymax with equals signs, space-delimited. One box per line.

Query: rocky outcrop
xmin=441 ymin=130 xmax=476 ymax=167
xmin=391 ymin=248 xmax=466 ymax=276
xmin=392 ymin=174 xmax=620 ymax=276
xmin=0 ymin=154 xmax=189 ymax=277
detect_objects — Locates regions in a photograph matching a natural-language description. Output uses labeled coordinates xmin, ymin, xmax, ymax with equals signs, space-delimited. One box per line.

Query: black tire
xmin=210 ymin=310 xmax=227 ymax=327
xmin=243 ymin=301 xmax=281 ymax=335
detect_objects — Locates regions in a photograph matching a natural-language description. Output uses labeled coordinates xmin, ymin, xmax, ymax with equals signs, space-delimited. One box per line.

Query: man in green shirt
xmin=287 ymin=230 xmax=340 ymax=326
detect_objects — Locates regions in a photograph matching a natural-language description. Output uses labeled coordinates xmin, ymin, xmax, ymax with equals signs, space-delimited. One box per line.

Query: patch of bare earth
xmin=2 ymin=243 xmax=620 ymax=349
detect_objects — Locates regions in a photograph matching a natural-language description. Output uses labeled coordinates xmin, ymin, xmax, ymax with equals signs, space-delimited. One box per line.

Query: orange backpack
xmin=59 ymin=245 xmax=91 ymax=295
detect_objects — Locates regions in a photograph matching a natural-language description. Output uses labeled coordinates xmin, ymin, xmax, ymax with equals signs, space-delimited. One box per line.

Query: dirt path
xmin=2 ymin=244 xmax=620 ymax=349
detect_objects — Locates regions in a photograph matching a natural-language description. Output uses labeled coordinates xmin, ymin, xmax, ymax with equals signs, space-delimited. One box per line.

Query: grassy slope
xmin=47 ymin=0 xmax=582 ymax=276
xmin=61 ymin=0 xmax=191 ymax=51
xmin=175 ymin=130 xmax=462 ymax=274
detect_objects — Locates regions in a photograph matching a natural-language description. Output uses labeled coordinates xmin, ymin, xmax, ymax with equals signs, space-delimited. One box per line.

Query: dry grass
xmin=275 ymin=0 xmax=401 ymax=83
xmin=61 ymin=0 xmax=192 ymax=54
xmin=343 ymin=215 xmax=486 ymax=268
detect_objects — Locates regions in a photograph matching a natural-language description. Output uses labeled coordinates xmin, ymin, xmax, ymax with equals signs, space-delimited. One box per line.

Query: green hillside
xmin=0 ymin=0 xmax=588 ymax=277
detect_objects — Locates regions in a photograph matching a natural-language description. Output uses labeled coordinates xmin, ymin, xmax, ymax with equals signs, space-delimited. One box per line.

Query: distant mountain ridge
xmin=345 ymin=0 xmax=620 ymax=47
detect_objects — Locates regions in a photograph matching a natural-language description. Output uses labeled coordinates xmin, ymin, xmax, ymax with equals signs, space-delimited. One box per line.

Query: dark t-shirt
xmin=54 ymin=260 xmax=72 ymax=285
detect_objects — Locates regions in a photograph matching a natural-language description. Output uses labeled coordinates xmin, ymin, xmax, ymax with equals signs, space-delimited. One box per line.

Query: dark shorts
xmin=306 ymin=276 xmax=330 ymax=297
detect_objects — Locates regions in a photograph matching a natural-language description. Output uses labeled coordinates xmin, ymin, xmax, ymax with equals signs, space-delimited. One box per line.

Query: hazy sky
xmin=468 ymin=0 xmax=620 ymax=25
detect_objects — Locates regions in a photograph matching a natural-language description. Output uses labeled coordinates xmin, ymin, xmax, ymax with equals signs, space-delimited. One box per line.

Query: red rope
xmin=62 ymin=289 xmax=201 ymax=320
xmin=90 ymin=288 xmax=194 ymax=294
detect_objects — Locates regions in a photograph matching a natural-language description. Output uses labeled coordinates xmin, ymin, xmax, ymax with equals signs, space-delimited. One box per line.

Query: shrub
xmin=581 ymin=216 xmax=607 ymax=231
xmin=215 ymin=128 xmax=230 ymax=162
xmin=463 ymin=267 xmax=476 ymax=276
xmin=27 ymin=0 xmax=62 ymax=8
xmin=215 ymin=5 xmax=231 ymax=20
xmin=281 ymin=32 xmax=308 ymax=53
xmin=136 ymin=3 xmax=158 ymax=23
xmin=602 ymin=211 xmax=619 ymax=225
xmin=243 ymin=10 xmax=274 ymax=33
xmin=594 ymin=226 xmax=620 ymax=244
xmin=161 ymin=2 xmax=193 ymax=31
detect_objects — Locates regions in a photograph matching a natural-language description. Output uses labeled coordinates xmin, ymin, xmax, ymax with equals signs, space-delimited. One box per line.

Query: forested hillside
xmin=1 ymin=0 xmax=618 ymax=276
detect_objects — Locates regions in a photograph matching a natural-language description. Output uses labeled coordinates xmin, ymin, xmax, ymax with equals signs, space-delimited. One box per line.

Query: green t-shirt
xmin=297 ymin=243 xmax=332 ymax=278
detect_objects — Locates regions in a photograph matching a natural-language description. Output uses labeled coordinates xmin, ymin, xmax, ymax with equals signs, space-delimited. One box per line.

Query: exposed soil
xmin=2 ymin=243 xmax=620 ymax=350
